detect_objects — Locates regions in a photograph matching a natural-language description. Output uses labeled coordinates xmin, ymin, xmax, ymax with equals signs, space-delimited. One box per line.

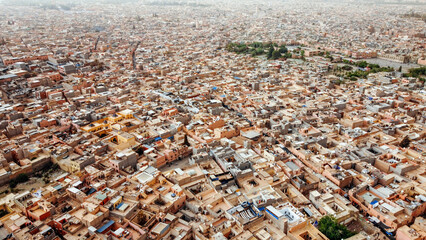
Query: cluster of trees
xmin=226 ymin=42 xmax=291 ymax=60
xmin=319 ymin=51 xmax=334 ymax=61
xmin=340 ymin=60 xmax=394 ymax=80
xmin=9 ymin=173 xmax=29 ymax=188
xmin=346 ymin=70 xmax=369 ymax=80
xmin=34 ymin=163 xmax=59 ymax=184
xmin=4 ymin=163 xmax=59 ymax=189
xmin=342 ymin=60 xmax=393 ymax=71
xmin=403 ymin=66 xmax=426 ymax=82
xmin=341 ymin=65 xmax=353 ymax=71
xmin=267 ymin=44 xmax=291 ymax=60
xmin=318 ymin=216 xmax=356 ymax=240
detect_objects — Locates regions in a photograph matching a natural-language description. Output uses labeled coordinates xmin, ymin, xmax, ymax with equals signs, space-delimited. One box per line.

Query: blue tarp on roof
xmin=87 ymin=188 xmax=96 ymax=195
xmin=265 ymin=209 xmax=278 ymax=220
xmin=212 ymin=86 xmax=218 ymax=90
xmin=154 ymin=137 xmax=162 ymax=141
xmin=97 ymin=220 xmax=115 ymax=233
xmin=116 ymin=202 xmax=124 ymax=209
xmin=234 ymin=77 xmax=241 ymax=80
xmin=371 ymin=200 xmax=379 ymax=205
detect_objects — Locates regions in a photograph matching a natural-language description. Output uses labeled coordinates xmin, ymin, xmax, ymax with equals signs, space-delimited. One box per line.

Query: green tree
xmin=9 ymin=181 xmax=17 ymax=189
xmin=251 ymin=48 xmax=264 ymax=57
xmin=263 ymin=42 xmax=273 ymax=48
xmin=226 ymin=42 xmax=236 ymax=52
xmin=271 ymin=50 xmax=282 ymax=60
xmin=279 ymin=45 xmax=288 ymax=54
xmin=356 ymin=61 xmax=368 ymax=68
xmin=283 ymin=52 xmax=292 ymax=59
xmin=405 ymin=66 xmax=426 ymax=78
xmin=267 ymin=46 xmax=274 ymax=59
xmin=318 ymin=216 xmax=356 ymax=240
xmin=16 ymin=173 xmax=29 ymax=183
xmin=250 ymin=42 xmax=262 ymax=48
xmin=342 ymin=65 xmax=353 ymax=71
xmin=236 ymin=43 xmax=248 ymax=54
xmin=367 ymin=63 xmax=380 ymax=69
xmin=9 ymin=173 xmax=29 ymax=189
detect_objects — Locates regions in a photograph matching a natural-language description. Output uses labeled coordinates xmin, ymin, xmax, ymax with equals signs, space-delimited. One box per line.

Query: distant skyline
xmin=2 ymin=0 xmax=426 ymax=4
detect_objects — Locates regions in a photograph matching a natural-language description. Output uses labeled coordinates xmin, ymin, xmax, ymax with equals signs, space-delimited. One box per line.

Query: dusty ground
xmin=347 ymin=219 xmax=367 ymax=233
xmin=0 ymin=177 xmax=44 ymax=197
xmin=348 ymin=217 xmax=393 ymax=240
xmin=158 ymin=156 xmax=190 ymax=172
xmin=0 ymin=168 xmax=66 ymax=198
